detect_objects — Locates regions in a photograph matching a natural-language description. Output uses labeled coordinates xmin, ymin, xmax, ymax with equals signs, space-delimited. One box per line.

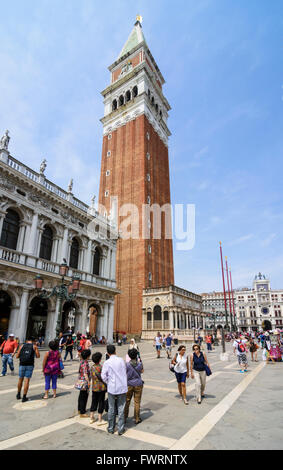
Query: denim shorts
xmin=175 ymin=372 xmax=187 ymax=383
xmin=19 ymin=365 xmax=34 ymax=379
xmin=156 ymin=345 xmax=162 ymax=351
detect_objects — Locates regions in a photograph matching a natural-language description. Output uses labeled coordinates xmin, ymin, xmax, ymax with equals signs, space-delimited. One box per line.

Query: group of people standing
xmin=76 ymin=340 xmax=144 ymax=435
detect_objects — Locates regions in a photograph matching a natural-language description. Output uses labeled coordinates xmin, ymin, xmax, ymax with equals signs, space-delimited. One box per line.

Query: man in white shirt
xmin=101 ymin=345 xmax=128 ymax=435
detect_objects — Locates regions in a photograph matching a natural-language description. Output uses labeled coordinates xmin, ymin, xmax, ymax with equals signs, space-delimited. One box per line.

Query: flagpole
xmin=225 ymin=257 xmax=233 ymax=332
xmin=229 ymin=268 xmax=237 ymax=332
xmin=219 ymin=242 xmax=229 ymax=332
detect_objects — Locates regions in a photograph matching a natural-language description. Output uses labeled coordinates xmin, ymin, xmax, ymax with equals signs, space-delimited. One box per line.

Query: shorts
xmin=166 ymin=346 xmax=172 ymax=351
xmin=156 ymin=345 xmax=162 ymax=351
xmin=19 ymin=365 xmax=34 ymax=379
xmin=175 ymin=372 xmax=187 ymax=383
xmin=238 ymin=353 xmax=247 ymax=365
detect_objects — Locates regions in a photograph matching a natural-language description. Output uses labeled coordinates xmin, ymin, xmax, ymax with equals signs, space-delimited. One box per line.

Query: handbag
xmin=204 ymin=364 xmax=212 ymax=376
xmin=104 ymin=398 xmax=109 ymax=412
xmin=74 ymin=378 xmax=88 ymax=390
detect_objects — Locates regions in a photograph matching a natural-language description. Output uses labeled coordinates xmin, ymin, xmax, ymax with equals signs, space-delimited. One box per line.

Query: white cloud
xmin=228 ymin=234 xmax=254 ymax=246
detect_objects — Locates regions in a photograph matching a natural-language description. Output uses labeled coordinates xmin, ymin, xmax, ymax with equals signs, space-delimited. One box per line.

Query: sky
xmin=0 ymin=0 xmax=283 ymax=293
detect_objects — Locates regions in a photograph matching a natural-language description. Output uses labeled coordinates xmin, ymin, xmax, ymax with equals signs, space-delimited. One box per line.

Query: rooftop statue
xmin=40 ymin=159 xmax=47 ymax=174
xmin=0 ymin=130 xmax=10 ymax=150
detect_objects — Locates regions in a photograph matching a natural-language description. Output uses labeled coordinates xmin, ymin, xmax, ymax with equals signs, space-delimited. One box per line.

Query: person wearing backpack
xmin=124 ymin=348 xmax=144 ymax=424
xmin=16 ymin=336 xmax=40 ymax=402
xmin=42 ymin=340 xmax=62 ymax=399
xmin=233 ymin=335 xmax=248 ymax=373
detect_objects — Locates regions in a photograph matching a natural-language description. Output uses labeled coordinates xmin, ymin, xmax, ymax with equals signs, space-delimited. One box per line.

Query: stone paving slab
xmin=0 ymin=341 xmax=281 ymax=450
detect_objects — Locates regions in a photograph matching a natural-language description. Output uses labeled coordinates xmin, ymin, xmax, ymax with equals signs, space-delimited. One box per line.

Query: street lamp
xmin=34 ymin=261 xmax=81 ymax=338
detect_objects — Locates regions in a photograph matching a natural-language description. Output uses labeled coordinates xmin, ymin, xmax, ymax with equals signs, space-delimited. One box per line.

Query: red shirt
xmin=80 ymin=339 xmax=86 ymax=350
xmin=1 ymin=340 xmax=18 ymax=354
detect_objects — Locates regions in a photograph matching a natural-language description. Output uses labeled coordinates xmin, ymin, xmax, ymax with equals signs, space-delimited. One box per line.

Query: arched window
xmin=125 ymin=90 xmax=131 ymax=102
xmin=93 ymin=247 xmax=101 ymax=276
xmin=39 ymin=226 xmax=53 ymax=260
xmin=151 ymin=96 xmax=155 ymax=105
xmin=0 ymin=209 xmax=20 ymax=250
xmin=119 ymin=95 xmax=124 ymax=106
xmin=133 ymin=86 xmax=138 ymax=98
xmin=155 ymin=104 xmax=159 ymax=113
xmin=112 ymin=99 xmax=117 ymax=111
xmin=69 ymin=238 xmax=79 ymax=269
xmin=153 ymin=305 xmax=162 ymax=329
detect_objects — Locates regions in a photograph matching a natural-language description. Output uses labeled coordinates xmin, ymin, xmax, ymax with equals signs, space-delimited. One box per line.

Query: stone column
xmin=17 ymin=289 xmax=30 ymax=342
xmin=51 ymin=237 xmax=59 ymax=263
xmin=60 ymin=228 xmax=69 ymax=262
xmin=85 ymin=240 xmax=93 ymax=273
xmin=161 ymin=310 xmax=164 ymax=330
xmin=51 ymin=298 xmax=62 ymax=339
xmin=8 ymin=306 xmax=20 ymax=338
xmin=103 ymin=303 xmax=109 ymax=340
xmin=17 ymin=223 xmax=27 ymax=252
xmin=27 ymin=212 xmax=39 ymax=256
xmin=0 ymin=212 xmax=5 ymax=237
xmin=111 ymin=249 xmax=116 ymax=280
xmin=107 ymin=303 xmax=114 ymax=344
xmin=45 ymin=302 xmax=57 ymax=344
xmin=169 ymin=309 xmax=174 ymax=330
xmin=36 ymin=228 xmax=44 ymax=258
xmin=81 ymin=300 xmax=89 ymax=334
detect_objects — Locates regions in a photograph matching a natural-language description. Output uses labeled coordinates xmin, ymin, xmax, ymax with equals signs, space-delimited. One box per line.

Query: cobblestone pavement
xmin=0 ymin=341 xmax=282 ymax=450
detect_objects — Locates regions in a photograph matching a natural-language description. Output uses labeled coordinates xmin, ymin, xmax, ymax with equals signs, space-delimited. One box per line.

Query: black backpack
xmin=20 ymin=343 xmax=34 ymax=365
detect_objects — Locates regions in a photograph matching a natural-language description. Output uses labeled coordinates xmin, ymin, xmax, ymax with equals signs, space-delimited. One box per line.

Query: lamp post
xmin=34 ymin=261 xmax=81 ymax=338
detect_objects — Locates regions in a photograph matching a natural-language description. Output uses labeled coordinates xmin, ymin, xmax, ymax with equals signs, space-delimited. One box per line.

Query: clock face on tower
xmin=261 ymin=307 xmax=269 ymax=315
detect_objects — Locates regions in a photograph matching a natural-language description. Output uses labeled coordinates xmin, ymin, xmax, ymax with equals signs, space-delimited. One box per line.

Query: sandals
xmin=183 ymin=399 xmax=189 ymax=405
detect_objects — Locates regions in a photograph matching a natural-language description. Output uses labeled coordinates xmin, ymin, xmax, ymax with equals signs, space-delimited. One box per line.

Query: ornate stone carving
xmin=61 ymin=211 xmax=69 ymax=221
xmin=0 ymin=176 xmax=15 ymax=191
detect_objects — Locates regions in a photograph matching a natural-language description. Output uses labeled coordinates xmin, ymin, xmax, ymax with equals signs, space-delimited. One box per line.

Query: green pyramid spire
xmin=118 ymin=18 xmax=147 ymax=60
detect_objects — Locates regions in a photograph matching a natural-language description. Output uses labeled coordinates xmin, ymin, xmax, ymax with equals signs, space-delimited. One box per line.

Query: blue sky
xmin=0 ymin=0 xmax=282 ymax=293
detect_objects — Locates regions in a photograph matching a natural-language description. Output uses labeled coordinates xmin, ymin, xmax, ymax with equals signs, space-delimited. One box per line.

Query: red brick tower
xmin=99 ymin=18 xmax=174 ymax=334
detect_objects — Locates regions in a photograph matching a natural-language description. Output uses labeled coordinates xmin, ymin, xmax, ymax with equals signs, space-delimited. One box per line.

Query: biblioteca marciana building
xmin=0 ymin=131 xmax=119 ymax=343
xmin=98 ymin=17 xmax=203 ymax=337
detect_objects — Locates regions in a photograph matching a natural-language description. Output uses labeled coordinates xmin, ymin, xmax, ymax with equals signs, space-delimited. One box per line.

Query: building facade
xmin=142 ymin=285 xmax=203 ymax=339
xmin=98 ymin=19 xmax=174 ymax=334
xmin=235 ymin=273 xmax=283 ymax=332
xmin=202 ymin=274 xmax=283 ymax=332
xmin=202 ymin=291 xmax=236 ymax=330
xmin=0 ymin=140 xmax=119 ymax=344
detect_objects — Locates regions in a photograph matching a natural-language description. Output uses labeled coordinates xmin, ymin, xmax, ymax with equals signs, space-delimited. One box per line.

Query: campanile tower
xmin=99 ymin=18 xmax=174 ymax=334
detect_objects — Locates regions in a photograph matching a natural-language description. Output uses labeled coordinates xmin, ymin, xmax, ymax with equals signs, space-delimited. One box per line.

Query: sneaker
xmin=22 ymin=396 xmax=29 ymax=403
xmin=10 ymin=371 xmax=15 ymax=376
xmin=184 ymin=399 xmax=189 ymax=405
xmin=0 ymin=374 xmax=6 ymax=377
xmin=118 ymin=429 xmax=125 ymax=436
xmin=16 ymin=392 xmax=21 ymax=400
xmin=107 ymin=429 xmax=114 ymax=434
